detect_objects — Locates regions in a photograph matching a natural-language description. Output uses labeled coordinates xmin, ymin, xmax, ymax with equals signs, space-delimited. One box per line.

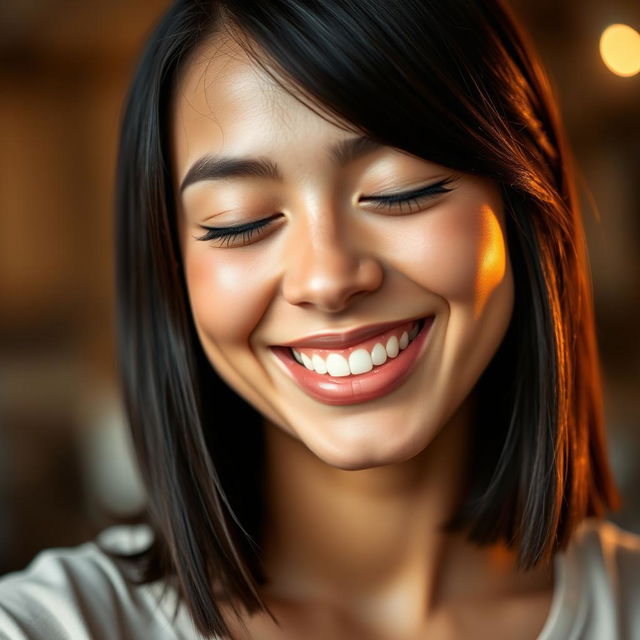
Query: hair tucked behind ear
xmin=111 ymin=0 xmax=620 ymax=637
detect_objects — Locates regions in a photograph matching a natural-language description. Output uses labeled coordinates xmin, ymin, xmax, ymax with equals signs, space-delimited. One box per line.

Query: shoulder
xmin=566 ymin=517 xmax=640 ymax=603
xmin=541 ymin=518 xmax=640 ymax=639
xmin=0 ymin=525 xmax=187 ymax=640
xmin=569 ymin=517 xmax=640 ymax=571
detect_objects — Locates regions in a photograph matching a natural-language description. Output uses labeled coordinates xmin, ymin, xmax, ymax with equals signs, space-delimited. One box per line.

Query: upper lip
xmin=279 ymin=317 xmax=426 ymax=350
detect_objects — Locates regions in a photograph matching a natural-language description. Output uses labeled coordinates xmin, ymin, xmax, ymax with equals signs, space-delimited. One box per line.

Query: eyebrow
xmin=179 ymin=135 xmax=383 ymax=193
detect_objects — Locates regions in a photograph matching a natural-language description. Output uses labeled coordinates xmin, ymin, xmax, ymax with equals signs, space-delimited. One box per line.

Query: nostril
xmin=281 ymin=251 xmax=384 ymax=312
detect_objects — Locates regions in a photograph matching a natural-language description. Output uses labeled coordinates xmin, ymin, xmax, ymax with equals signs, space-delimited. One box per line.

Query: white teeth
xmin=311 ymin=354 xmax=327 ymax=374
xmin=371 ymin=342 xmax=387 ymax=366
xmin=291 ymin=321 xmax=424 ymax=375
xmin=386 ymin=335 xmax=399 ymax=358
xmin=326 ymin=353 xmax=351 ymax=377
xmin=349 ymin=349 xmax=373 ymax=375
xmin=301 ymin=353 xmax=315 ymax=371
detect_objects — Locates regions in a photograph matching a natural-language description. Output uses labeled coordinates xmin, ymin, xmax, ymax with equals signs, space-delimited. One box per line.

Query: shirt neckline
xmin=535 ymin=518 xmax=596 ymax=640
xmin=535 ymin=551 xmax=568 ymax=639
xmin=129 ymin=521 xmax=595 ymax=640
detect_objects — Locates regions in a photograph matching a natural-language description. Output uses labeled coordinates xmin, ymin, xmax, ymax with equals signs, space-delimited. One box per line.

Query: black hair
xmin=113 ymin=1 xmax=620 ymax=637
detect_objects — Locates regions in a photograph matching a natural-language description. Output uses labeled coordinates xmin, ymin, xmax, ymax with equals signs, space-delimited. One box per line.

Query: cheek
xmin=183 ymin=248 xmax=272 ymax=345
xmin=394 ymin=201 xmax=508 ymax=310
xmin=182 ymin=246 xmax=285 ymax=421
xmin=460 ymin=203 xmax=508 ymax=314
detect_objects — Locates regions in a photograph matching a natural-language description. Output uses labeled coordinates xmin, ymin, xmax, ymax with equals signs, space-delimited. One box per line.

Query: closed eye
xmin=194 ymin=176 xmax=457 ymax=247
xmin=359 ymin=176 xmax=457 ymax=213
xmin=194 ymin=214 xmax=282 ymax=247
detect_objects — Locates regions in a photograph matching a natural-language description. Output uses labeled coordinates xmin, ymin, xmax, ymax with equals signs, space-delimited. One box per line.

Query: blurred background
xmin=0 ymin=0 xmax=639 ymax=574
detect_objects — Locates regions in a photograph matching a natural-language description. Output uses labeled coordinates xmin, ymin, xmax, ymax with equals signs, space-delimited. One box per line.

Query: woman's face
xmin=171 ymin=36 xmax=514 ymax=469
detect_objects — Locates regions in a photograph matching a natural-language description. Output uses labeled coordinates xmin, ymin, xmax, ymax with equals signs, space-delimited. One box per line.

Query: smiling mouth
xmin=270 ymin=316 xmax=434 ymax=406
xmin=286 ymin=318 xmax=427 ymax=377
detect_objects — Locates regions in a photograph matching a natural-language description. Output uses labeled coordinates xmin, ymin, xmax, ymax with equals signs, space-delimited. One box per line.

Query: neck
xmin=260 ymin=394 xmax=480 ymax=605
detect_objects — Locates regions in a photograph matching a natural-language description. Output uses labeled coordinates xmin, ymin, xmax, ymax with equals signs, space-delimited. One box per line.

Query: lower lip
xmin=270 ymin=316 xmax=435 ymax=406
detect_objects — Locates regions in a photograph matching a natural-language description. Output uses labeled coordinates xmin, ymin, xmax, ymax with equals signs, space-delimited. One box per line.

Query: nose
xmin=281 ymin=216 xmax=384 ymax=313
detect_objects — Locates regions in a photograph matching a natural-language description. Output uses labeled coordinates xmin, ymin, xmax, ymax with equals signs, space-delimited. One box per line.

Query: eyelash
xmin=360 ymin=177 xmax=455 ymax=213
xmin=196 ymin=216 xmax=279 ymax=248
xmin=195 ymin=177 xmax=456 ymax=247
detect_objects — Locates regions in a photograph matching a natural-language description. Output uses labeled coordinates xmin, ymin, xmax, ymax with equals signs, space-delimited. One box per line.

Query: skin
xmin=171 ymin=34 xmax=554 ymax=640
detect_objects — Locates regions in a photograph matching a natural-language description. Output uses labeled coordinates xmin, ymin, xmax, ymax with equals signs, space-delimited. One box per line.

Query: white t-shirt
xmin=0 ymin=518 xmax=638 ymax=639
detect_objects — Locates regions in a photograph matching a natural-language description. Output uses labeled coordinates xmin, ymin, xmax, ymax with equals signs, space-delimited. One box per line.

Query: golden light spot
xmin=599 ymin=24 xmax=640 ymax=77
xmin=474 ymin=205 xmax=507 ymax=315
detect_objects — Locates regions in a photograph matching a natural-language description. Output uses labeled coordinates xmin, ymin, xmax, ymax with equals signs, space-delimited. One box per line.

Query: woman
xmin=0 ymin=0 xmax=637 ymax=638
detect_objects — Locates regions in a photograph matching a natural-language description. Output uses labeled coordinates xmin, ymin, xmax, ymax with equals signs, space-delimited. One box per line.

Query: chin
xmin=302 ymin=427 xmax=431 ymax=471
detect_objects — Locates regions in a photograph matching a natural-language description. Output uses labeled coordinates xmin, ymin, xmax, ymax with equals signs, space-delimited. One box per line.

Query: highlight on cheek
xmin=473 ymin=204 xmax=508 ymax=315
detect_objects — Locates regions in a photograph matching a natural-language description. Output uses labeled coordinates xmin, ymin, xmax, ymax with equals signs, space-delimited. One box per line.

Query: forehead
xmin=171 ymin=35 xmax=352 ymax=180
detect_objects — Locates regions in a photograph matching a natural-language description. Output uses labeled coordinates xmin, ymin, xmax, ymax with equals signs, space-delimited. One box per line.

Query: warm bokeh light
xmin=599 ymin=24 xmax=640 ymax=77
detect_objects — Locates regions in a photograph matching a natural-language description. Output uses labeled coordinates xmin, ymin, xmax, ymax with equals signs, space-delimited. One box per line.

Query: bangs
xmin=219 ymin=0 xmax=555 ymax=199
